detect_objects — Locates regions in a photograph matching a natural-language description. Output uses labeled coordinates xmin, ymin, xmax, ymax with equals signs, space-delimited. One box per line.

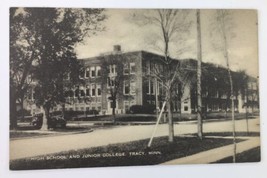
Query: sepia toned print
xmin=10 ymin=8 xmax=260 ymax=170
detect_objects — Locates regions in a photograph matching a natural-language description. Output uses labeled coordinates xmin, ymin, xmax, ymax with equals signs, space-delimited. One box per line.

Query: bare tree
xmin=213 ymin=9 xmax=237 ymax=163
xmin=131 ymin=9 xmax=192 ymax=142
xmin=100 ymin=53 xmax=135 ymax=122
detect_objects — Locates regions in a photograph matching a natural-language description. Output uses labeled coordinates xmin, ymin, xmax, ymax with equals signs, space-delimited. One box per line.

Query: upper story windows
xmin=124 ymin=80 xmax=136 ymax=95
xmin=85 ymin=68 xmax=90 ymax=78
xmin=108 ymin=64 xmax=117 ymax=76
xmin=84 ymin=66 xmax=101 ymax=79
xmin=96 ymin=66 xmax=101 ymax=77
xmin=107 ymin=77 xmax=115 ymax=87
xmin=91 ymin=66 xmax=96 ymax=78
xmin=124 ymin=62 xmax=136 ymax=75
xmin=124 ymin=63 xmax=129 ymax=75
xmin=130 ymin=63 xmax=136 ymax=74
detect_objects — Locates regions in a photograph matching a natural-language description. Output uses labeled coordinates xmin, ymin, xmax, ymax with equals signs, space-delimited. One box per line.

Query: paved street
xmin=10 ymin=117 xmax=260 ymax=160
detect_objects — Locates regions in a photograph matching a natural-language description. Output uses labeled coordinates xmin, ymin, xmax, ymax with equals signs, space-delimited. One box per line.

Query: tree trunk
xmin=20 ymin=98 xmax=24 ymax=119
xmin=112 ymin=99 xmax=116 ymax=123
xmin=41 ymin=106 xmax=50 ymax=130
xmin=10 ymin=90 xmax=17 ymax=130
xmin=167 ymin=89 xmax=174 ymax=142
xmin=62 ymin=103 xmax=65 ymax=118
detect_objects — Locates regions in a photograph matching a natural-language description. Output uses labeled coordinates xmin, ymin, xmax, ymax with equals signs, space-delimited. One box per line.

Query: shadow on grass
xmin=15 ymin=126 xmax=40 ymax=130
xmin=204 ymin=132 xmax=260 ymax=137
xmin=213 ymin=146 xmax=261 ymax=163
xmin=10 ymin=136 xmax=244 ymax=170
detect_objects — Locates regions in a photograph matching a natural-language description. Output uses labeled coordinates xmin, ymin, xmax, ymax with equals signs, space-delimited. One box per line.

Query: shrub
xmin=129 ymin=104 xmax=155 ymax=114
xmin=63 ymin=110 xmax=99 ymax=120
xmin=86 ymin=109 xmax=99 ymax=115
xmin=17 ymin=109 xmax=31 ymax=117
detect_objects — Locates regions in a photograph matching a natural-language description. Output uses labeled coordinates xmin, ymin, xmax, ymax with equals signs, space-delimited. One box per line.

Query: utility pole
xmin=196 ymin=9 xmax=203 ymax=139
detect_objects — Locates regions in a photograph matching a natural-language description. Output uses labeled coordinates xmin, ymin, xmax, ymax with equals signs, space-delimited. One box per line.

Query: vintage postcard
xmin=9 ymin=8 xmax=260 ymax=170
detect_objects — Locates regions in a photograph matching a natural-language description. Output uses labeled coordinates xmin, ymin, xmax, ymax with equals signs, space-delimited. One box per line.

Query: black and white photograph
xmin=9 ymin=7 xmax=261 ymax=171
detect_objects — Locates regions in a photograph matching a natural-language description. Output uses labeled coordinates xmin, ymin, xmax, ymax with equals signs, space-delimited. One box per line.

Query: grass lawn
xmin=10 ymin=136 xmax=244 ymax=170
xmin=10 ymin=132 xmax=50 ymax=139
xmin=10 ymin=126 xmax=95 ymax=139
xmin=214 ymin=146 xmax=261 ymax=163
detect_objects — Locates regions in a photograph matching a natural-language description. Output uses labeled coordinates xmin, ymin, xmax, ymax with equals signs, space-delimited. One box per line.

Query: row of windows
xmin=107 ymin=77 xmax=136 ymax=95
xmin=124 ymin=80 xmax=136 ymax=95
xmin=64 ymin=80 xmax=136 ymax=98
xmin=145 ymin=61 xmax=163 ymax=75
xmin=145 ymin=79 xmax=164 ymax=95
xmin=85 ymin=66 xmax=101 ymax=78
xmin=66 ymin=106 xmax=102 ymax=111
xmin=64 ymin=63 xmax=136 ymax=80
xmin=124 ymin=63 xmax=136 ymax=74
xmin=65 ymin=85 xmax=102 ymax=98
xmin=108 ymin=63 xmax=136 ymax=75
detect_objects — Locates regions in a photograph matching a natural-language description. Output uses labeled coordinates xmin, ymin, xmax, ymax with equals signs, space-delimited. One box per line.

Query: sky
xmin=75 ymin=9 xmax=258 ymax=77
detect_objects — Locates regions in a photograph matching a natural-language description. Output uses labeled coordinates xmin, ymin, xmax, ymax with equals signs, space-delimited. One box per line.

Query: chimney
xmin=113 ymin=45 xmax=121 ymax=53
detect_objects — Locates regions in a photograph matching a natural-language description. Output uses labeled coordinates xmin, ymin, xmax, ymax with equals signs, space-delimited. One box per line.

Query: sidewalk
xmin=161 ymin=137 xmax=260 ymax=165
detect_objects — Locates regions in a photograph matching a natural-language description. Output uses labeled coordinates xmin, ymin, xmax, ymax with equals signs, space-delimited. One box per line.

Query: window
xmin=159 ymin=82 xmax=163 ymax=95
xmin=146 ymin=61 xmax=150 ymax=75
xmin=92 ymin=88 xmax=96 ymax=96
xmin=110 ymin=64 xmax=117 ymax=75
xmin=86 ymin=88 xmax=90 ymax=96
xmin=97 ymin=85 xmax=101 ymax=96
xmin=130 ymin=80 xmax=136 ymax=95
xmin=85 ymin=68 xmax=90 ymax=78
xmin=184 ymin=106 xmax=188 ymax=111
xmin=91 ymin=84 xmax=96 ymax=96
xmin=145 ymin=81 xmax=149 ymax=94
xmin=75 ymin=88 xmax=79 ymax=97
xmin=80 ymin=89 xmax=85 ymax=97
xmin=150 ymin=80 xmax=154 ymax=94
xmin=107 ymin=77 xmax=115 ymax=87
xmin=145 ymin=79 xmax=155 ymax=95
xmin=130 ymin=63 xmax=136 ymax=74
xmin=90 ymin=67 xmax=96 ymax=78
xmin=124 ymin=63 xmax=129 ymax=74
xmin=96 ymin=66 xmax=101 ymax=77
xmin=124 ymin=81 xmax=130 ymax=95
